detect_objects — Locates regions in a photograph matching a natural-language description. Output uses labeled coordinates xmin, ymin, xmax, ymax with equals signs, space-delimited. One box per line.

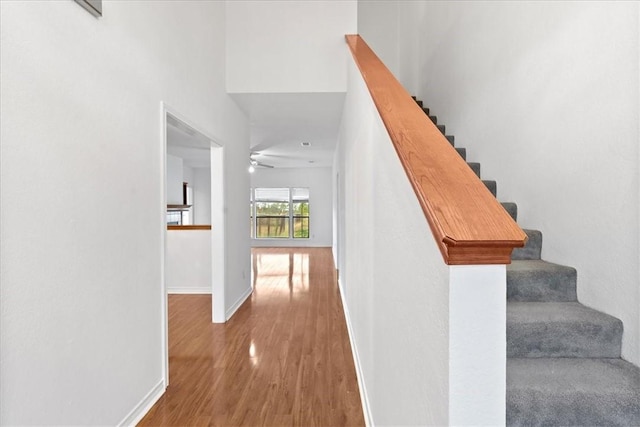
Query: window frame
xmin=251 ymin=187 xmax=310 ymax=240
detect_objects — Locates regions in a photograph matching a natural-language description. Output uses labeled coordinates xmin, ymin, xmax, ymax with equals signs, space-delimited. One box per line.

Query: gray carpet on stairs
xmin=508 ymin=260 xmax=577 ymax=302
xmin=508 ymin=358 xmax=640 ymax=426
xmin=511 ymin=229 xmax=542 ymax=260
xmin=507 ymin=302 xmax=623 ymax=358
xmin=414 ymin=98 xmax=639 ymax=426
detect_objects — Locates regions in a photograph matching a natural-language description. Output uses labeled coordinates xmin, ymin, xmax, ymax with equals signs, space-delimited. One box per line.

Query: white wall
xmin=0 ymin=1 xmax=250 ymax=425
xmin=335 ymin=58 xmax=449 ymax=424
xmin=226 ymin=0 xmax=357 ymax=93
xmin=167 ymin=154 xmax=184 ymax=205
xmin=360 ymin=0 xmax=640 ymax=365
xmin=166 ymin=230 xmax=212 ymax=294
xmin=193 ymin=167 xmax=212 ymax=225
xmin=356 ymin=1 xmax=399 ymax=78
xmin=251 ymin=167 xmax=333 ymax=247
xmin=335 ymin=54 xmax=506 ymax=426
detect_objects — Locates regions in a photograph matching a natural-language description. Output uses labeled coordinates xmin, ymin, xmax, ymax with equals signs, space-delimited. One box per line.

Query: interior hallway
xmin=139 ymin=247 xmax=365 ymax=426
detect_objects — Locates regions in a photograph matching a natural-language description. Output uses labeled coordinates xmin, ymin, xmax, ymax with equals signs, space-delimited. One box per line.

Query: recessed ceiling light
xmin=301 ymin=142 xmax=311 ymax=147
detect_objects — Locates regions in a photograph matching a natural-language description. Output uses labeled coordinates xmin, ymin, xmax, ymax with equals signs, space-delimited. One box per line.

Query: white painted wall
xmin=226 ymin=0 xmax=357 ymax=93
xmin=166 ymin=230 xmax=212 ymax=294
xmin=193 ymin=167 xmax=212 ymax=225
xmin=250 ymin=167 xmax=333 ymax=247
xmin=183 ymin=164 xmax=194 ymax=192
xmin=0 ymin=1 xmax=250 ymax=425
xmin=360 ymin=0 xmax=640 ymax=366
xmin=357 ymin=1 xmax=399 ymax=78
xmin=335 ymin=55 xmax=506 ymax=426
xmin=413 ymin=1 xmax=640 ymax=365
xmin=167 ymin=154 xmax=184 ymax=205
xmin=449 ymin=265 xmax=506 ymax=426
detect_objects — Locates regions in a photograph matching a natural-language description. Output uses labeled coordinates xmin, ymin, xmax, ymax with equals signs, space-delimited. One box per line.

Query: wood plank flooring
xmin=139 ymin=247 xmax=365 ymax=427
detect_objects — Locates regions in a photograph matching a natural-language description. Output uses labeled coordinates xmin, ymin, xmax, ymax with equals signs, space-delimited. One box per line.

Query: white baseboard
xmin=118 ymin=378 xmax=165 ymax=427
xmin=167 ymin=287 xmax=212 ymax=294
xmin=337 ymin=278 xmax=373 ymax=427
xmin=226 ymin=286 xmax=253 ymax=320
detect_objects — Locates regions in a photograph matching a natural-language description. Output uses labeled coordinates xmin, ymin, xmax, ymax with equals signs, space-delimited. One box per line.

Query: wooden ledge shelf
xmin=167 ymin=225 xmax=212 ymax=231
xmin=346 ymin=34 xmax=526 ymax=265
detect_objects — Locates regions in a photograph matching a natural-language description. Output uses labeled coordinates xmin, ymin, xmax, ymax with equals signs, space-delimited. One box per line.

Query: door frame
xmin=160 ymin=102 xmax=226 ymax=386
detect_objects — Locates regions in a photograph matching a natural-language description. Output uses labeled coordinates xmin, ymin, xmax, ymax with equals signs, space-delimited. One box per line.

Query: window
xmin=251 ymin=187 xmax=309 ymax=239
xmin=292 ymin=188 xmax=309 ymax=238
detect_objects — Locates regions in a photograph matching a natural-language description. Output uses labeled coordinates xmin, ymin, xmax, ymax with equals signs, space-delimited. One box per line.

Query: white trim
xmin=225 ymin=286 xmax=253 ymax=320
xmin=337 ymin=278 xmax=373 ymax=427
xmin=211 ymin=146 xmax=227 ymax=323
xmin=167 ymin=287 xmax=212 ymax=295
xmin=117 ymin=379 xmax=165 ymax=427
xmin=159 ymin=103 xmax=169 ymax=386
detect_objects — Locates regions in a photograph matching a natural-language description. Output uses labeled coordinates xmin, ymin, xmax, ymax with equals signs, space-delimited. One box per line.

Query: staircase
xmin=413 ymin=97 xmax=640 ymax=426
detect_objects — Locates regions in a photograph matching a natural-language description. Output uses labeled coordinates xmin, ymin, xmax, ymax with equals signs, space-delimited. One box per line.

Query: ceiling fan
xmin=249 ymin=152 xmax=274 ymax=171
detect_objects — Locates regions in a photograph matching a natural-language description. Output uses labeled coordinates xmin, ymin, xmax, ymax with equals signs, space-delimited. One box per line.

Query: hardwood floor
xmin=139 ymin=247 xmax=365 ymax=427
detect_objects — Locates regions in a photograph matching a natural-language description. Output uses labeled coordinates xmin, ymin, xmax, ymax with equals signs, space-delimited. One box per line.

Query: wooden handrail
xmin=346 ymin=35 xmax=526 ymax=265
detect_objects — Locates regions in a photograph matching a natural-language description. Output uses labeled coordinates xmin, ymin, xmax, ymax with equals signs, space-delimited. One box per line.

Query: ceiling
xmin=231 ymin=92 xmax=346 ymax=169
xmin=166 ymin=116 xmax=211 ymax=169
xmin=167 ymin=92 xmax=347 ymax=170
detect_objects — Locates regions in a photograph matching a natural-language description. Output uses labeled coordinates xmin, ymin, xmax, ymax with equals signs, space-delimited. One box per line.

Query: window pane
xmin=255 ymin=201 xmax=289 ymax=216
xmin=256 ymin=217 xmax=290 ymax=238
xmin=293 ymin=201 xmax=309 ymax=216
xmin=251 ymin=187 xmax=309 ymax=239
xmin=293 ymin=217 xmax=309 ymax=238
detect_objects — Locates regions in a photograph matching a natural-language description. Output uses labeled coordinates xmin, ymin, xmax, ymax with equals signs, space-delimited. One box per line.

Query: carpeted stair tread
xmin=511 ymin=229 xmax=542 ymax=260
xmin=437 ymin=124 xmax=445 ymax=134
xmin=507 ymin=302 xmax=623 ymax=358
xmin=446 ymin=135 xmax=454 ymax=146
xmin=455 ymin=147 xmax=466 ymax=160
xmin=429 ymin=115 xmax=438 ymax=124
xmin=501 ymin=202 xmax=518 ymax=221
xmin=483 ymin=180 xmax=497 ymax=197
xmin=508 ymin=260 xmax=577 ymax=302
xmin=507 ymin=357 xmax=640 ymax=426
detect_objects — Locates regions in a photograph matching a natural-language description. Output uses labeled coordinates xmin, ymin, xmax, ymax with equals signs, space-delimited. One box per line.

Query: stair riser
xmin=468 ymin=162 xmax=480 ymax=178
xmin=507 ymin=319 xmax=623 ymax=358
xmin=507 ymin=263 xmax=577 ymax=302
xmin=507 ymin=392 xmax=640 ymax=427
xmin=483 ymin=180 xmax=496 ymax=197
xmin=502 ymin=202 xmax=518 ymax=221
xmin=512 ymin=230 xmax=542 ymax=260
xmin=446 ymin=135 xmax=454 ymax=146
xmin=507 ymin=358 xmax=640 ymax=427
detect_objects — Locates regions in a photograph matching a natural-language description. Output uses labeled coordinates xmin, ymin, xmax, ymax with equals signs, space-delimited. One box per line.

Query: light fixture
xmin=248 ymin=165 xmax=255 ymax=173
xmin=301 ymin=142 xmax=311 ymax=147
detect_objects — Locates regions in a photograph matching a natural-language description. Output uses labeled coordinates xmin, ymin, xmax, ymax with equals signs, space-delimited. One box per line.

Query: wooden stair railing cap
xmin=345 ymin=34 xmax=526 ymax=265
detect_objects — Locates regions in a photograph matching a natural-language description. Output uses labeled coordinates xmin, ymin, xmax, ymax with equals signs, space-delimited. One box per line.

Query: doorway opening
xmin=160 ymin=103 xmax=226 ymax=386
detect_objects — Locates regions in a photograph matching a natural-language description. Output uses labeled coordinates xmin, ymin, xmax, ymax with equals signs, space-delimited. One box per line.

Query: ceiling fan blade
xmin=255 ymin=161 xmax=274 ymax=168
